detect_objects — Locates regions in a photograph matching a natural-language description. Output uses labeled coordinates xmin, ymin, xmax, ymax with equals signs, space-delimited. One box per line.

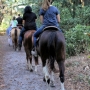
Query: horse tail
xmin=48 ymin=31 xmax=56 ymax=70
xmin=14 ymin=28 xmax=17 ymax=45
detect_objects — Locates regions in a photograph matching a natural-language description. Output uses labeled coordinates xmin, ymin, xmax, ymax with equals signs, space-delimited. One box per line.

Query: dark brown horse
xmin=23 ymin=30 xmax=38 ymax=72
xmin=37 ymin=26 xmax=66 ymax=90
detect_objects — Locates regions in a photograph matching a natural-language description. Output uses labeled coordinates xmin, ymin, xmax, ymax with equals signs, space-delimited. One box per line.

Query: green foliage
xmin=65 ymin=25 xmax=90 ymax=56
xmin=1 ymin=0 xmax=90 ymax=58
xmin=0 ymin=15 xmax=11 ymax=32
xmin=76 ymin=5 xmax=90 ymax=25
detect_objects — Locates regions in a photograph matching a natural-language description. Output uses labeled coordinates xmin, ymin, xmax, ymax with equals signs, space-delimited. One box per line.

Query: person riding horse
xmin=10 ymin=16 xmax=18 ymax=29
xmin=16 ymin=14 xmax=23 ymax=30
xmin=10 ymin=16 xmax=21 ymax=51
xmin=6 ymin=16 xmax=18 ymax=46
xmin=31 ymin=0 xmax=66 ymax=89
xmin=18 ymin=5 xmax=37 ymax=50
xmin=31 ymin=0 xmax=62 ymax=56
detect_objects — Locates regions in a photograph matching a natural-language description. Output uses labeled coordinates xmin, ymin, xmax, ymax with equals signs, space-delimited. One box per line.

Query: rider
xmin=10 ymin=16 xmax=18 ymax=29
xmin=8 ymin=16 xmax=18 ymax=36
xmin=18 ymin=5 xmax=37 ymax=50
xmin=16 ymin=14 xmax=23 ymax=29
xmin=6 ymin=16 xmax=18 ymax=46
xmin=32 ymin=0 xmax=62 ymax=55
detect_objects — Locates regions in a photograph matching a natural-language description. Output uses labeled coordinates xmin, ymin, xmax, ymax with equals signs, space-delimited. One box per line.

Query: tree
xmin=0 ymin=0 xmax=6 ymax=25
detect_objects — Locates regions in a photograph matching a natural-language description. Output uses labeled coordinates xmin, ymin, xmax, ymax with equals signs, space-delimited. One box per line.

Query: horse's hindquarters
xmin=23 ymin=30 xmax=38 ymax=72
xmin=10 ymin=28 xmax=21 ymax=51
xmin=39 ymin=30 xmax=66 ymax=90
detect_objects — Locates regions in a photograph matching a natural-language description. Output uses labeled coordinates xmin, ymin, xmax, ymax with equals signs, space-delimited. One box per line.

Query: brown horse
xmin=23 ymin=30 xmax=38 ymax=72
xmin=37 ymin=26 xmax=66 ymax=90
xmin=10 ymin=27 xmax=20 ymax=51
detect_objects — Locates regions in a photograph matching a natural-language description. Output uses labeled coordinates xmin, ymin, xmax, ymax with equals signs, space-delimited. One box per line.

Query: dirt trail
xmin=0 ymin=35 xmax=61 ymax=90
xmin=0 ymin=35 xmax=90 ymax=90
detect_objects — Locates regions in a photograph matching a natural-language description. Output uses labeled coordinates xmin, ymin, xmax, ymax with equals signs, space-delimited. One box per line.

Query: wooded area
xmin=0 ymin=0 xmax=90 ymax=25
xmin=0 ymin=0 xmax=90 ymax=56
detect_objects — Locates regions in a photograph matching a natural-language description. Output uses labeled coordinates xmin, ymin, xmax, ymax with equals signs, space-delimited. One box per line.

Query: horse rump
xmin=11 ymin=27 xmax=20 ymax=51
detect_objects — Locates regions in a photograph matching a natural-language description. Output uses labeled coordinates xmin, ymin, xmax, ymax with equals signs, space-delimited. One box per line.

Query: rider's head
xmin=13 ymin=16 xmax=16 ymax=20
xmin=18 ymin=14 xmax=20 ymax=16
xmin=42 ymin=0 xmax=52 ymax=10
xmin=24 ymin=5 xmax=32 ymax=13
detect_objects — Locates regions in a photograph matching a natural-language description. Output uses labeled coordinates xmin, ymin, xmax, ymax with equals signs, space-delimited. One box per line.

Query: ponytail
xmin=42 ymin=0 xmax=52 ymax=10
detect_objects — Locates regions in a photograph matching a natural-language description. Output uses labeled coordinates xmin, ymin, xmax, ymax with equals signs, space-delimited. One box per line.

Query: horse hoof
xmin=43 ymin=76 xmax=46 ymax=82
xmin=30 ymin=69 xmax=33 ymax=72
xmin=50 ymin=82 xmax=55 ymax=87
xmin=18 ymin=45 xmax=21 ymax=51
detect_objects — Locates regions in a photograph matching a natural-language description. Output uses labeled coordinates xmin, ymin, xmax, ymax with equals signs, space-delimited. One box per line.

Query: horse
xmin=10 ymin=27 xmax=20 ymax=51
xmin=17 ymin=24 xmax=23 ymax=30
xmin=37 ymin=26 xmax=66 ymax=90
xmin=23 ymin=30 xmax=38 ymax=72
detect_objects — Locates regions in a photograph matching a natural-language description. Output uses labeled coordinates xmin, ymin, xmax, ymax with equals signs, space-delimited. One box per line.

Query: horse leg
xmin=57 ymin=60 xmax=65 ymax=90
xmin=26 ymin=53 xmax=29 ymax=69
xmin=14 ymin=40 xmax=16 ymax=51
xmin=33 ymin=56 xmax=38 ymax=72
xmin=43 ymin=59 xmax=51 ymax=90
xmin=43 ymin=71 xmax=55 ymax=86
xmin=27 ymin=57 xmax=33 ymax=72
xmin=15 ymin=43 xmax=17 ymax=51
xmin=50 ymin=71 xmax=55 ymax=87
xmin=27 ymin=51 xmax=33 ymax=72
xmin=29 ymin=55 xmax=33 ymax=72
xmin=49 ymin=57 xmax=55 ymax=87
xmin=12 ymin=40 xmax=14 ymax=49
xmin=25 ymin=49 xmax=33 ymax=72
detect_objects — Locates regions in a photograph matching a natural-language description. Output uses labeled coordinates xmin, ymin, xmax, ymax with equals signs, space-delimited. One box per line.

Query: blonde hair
xmin=42 ymin=0 xmax=52 ymax=10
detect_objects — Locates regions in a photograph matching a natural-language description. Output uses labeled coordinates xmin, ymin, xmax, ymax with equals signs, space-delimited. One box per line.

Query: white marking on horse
xmin=60 ymin=81 xmax=65 ymax=90
xmin=32 ymin=55 xmax=38 ymax=72
xmin=43 ymin=59 xmax=50 ymax=79
xmin=50 ymin=71 xmax=55 ymax=87
xmin=43 ymin=59 xmax=51 ymax=90
xmin=27 ymin=60 xmax=33 ymax=71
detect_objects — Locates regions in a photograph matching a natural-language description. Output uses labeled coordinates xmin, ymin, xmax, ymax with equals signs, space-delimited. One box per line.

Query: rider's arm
xmin=56 ymin=14 xmax=60 ymax=23
xmin=40 ymin=15 xmax=43 ymax=24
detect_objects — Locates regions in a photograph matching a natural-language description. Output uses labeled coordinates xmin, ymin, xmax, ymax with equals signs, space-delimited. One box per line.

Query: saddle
xmin=43 ymin=26 xmax=59 ymax=31
xmin=12 ymin=27 xmax=17 ymax=29
xmin=36 ymin=26 xmax=59 ymax=46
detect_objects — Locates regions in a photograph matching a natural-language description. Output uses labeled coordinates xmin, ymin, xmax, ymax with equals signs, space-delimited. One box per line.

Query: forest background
xmin=0 ymin=0 xmax=90 ymax=57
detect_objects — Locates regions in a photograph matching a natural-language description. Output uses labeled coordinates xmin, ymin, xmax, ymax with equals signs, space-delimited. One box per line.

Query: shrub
xmin=65 ymin=24 xmax=90 ymax=56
